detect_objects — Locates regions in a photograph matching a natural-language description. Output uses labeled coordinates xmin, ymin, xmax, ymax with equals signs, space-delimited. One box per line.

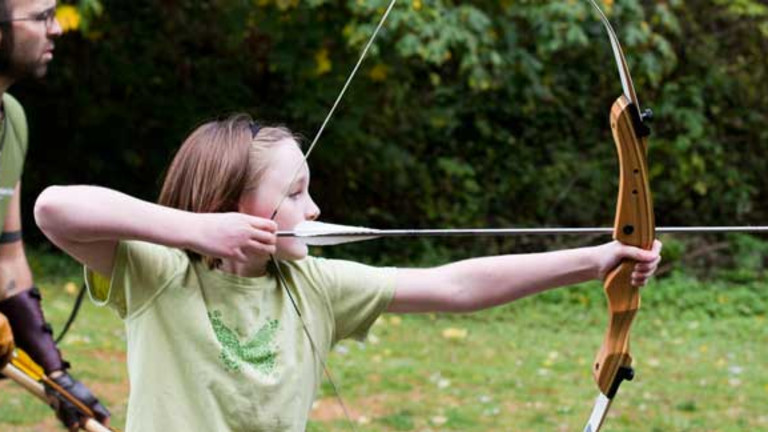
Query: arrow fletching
xmin=291 ymin=221 xmax=381 ymax=246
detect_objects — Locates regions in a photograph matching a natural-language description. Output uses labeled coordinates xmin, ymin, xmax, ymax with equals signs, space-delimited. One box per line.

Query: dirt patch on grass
xmin=311 ymin=393 xmax=403 ymax=421
xmin=310 ymin=389 xmax=466 ymax=423
xmin=4 ymin=417 xmax=61 ymax=432
xmin=85 ymin=349 xmax=127 ymax=364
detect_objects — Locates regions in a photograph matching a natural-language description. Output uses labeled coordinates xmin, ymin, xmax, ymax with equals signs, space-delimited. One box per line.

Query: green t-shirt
xmin=0 ymin=93 xmax=29 ymax=225
xmin=85 ymin=241 xmax=396 ymax=432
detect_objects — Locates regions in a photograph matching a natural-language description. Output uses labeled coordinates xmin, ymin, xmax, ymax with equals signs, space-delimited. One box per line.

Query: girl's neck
xmin=219 ymin=257 xmax=270 ymax=278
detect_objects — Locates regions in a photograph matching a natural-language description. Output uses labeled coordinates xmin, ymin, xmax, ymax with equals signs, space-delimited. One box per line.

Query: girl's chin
xmin=275 ymin=243 xmax=309 ymax=261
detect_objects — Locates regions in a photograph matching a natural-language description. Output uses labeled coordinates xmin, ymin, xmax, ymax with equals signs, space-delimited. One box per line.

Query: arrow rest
xmin=640 ymin=108 xmax=653 ymax=123
xmin=627 ymin=102 xmax=651 ymax=138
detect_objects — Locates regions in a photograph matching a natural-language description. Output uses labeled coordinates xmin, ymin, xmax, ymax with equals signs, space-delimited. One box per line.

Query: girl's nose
xmin=306 ymin=199 xmax=320 ymax=221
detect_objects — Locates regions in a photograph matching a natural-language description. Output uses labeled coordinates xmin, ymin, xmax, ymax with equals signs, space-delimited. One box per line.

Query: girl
xmin=34 ymin=114 xmax=661 ymax=432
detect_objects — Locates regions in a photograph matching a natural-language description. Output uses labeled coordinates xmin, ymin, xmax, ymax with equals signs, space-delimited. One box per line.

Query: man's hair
xmin=0 ymin=0 xmax=9 ymax=21
xmin=158 ymin=114 xmax=298 ymax=267
xmin=0 ymin=0 xmax=14 ymax=73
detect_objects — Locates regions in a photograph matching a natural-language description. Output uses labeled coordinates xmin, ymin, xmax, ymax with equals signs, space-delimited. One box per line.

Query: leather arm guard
xmin=45 ymin=372 xmax=111 ymax=427
xmin=0 ymin=286 xmax=67 ymax=373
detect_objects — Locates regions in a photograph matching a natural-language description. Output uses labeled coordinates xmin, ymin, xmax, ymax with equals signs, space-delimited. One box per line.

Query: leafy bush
xmin=12 ymin=0 xmax=767 ymax=267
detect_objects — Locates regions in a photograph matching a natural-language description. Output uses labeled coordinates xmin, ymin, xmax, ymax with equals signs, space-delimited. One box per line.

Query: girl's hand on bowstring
xmin=593 ymin=239 xmax=663 ymax=287
xmin=192 ymin=213 xmax=277 ymax=262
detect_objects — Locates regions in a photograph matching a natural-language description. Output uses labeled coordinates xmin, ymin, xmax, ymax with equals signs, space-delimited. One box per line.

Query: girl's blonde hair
xmin=158 ymin=114 xmax=298 ymax=266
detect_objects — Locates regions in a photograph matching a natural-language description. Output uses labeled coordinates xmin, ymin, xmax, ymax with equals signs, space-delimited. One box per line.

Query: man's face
xmin=1 ymin=0 xmax=62 ymax=79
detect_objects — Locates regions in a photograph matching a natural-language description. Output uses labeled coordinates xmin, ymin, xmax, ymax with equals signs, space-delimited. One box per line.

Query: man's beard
xmin=0 ymin=28 xmax=49 ymax=80
xmin=8 ymin=57 xmax=48 ymax=79
xmin=0 ymin=25 xmax=14 ymax=75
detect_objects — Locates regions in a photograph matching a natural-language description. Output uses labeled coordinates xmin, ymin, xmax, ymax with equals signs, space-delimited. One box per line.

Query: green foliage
xmin=77 ymin=0 xmax=104 ymax=20
xmin=13 ymin=1 xmax=768 ymax=265
xmin=645 ymin=273 xmax=766 ymax=319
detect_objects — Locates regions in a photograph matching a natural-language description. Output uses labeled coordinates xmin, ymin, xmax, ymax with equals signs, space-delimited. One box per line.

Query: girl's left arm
xmin=387 ymin=240 xmax=662 ymax=313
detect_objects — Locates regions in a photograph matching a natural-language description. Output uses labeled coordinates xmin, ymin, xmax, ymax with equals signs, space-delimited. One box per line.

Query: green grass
xmin=1 ymin=249 xmax=766 ymax=431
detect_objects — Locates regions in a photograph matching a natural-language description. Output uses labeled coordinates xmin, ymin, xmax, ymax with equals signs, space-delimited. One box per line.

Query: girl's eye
xmin=289 ymin=190 xmax=302 ymax=199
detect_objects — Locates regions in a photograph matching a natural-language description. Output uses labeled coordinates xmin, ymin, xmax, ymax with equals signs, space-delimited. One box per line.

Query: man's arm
xmin=0 ymin=182 xmax=110 ymax=429
xmin=0 ymin=183 xmax=33 ymax=299
xmin=0 ymin=182 xmax=61 ymax=371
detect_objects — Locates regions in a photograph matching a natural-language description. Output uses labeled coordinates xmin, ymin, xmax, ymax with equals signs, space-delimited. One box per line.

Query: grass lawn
xmin=0 ymin=249 xmax=766 ymax=431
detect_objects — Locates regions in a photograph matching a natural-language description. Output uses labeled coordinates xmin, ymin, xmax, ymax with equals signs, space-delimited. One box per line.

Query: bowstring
xmin=271 ymin=0 xmax=399 ymax=221
xmin=268 ymin=1 xmax=399 ymax=430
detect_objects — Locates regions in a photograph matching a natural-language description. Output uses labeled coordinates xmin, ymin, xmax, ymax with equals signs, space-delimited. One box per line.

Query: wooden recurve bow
xmin=583 ymin=1 xmax=655 ymax=431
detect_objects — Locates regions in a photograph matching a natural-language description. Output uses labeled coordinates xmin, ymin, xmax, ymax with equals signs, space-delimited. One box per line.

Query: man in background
xmin=0 ymin=0 xmax=110 ymax=430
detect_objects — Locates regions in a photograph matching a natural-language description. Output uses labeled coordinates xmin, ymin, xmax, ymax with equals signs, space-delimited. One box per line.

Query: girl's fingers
xmin=631 ymin=271 xmax=651 ymax=284
xmin=250 ymin=229 xmax=277 ymax=245
xmin=632 ymin=266 xmax=656 ymax=278
xmin=633 ymin=262 xmax=656 ymax=273
xmin=248 ymin=217 xmax=277 ymax=232
xmin=233 ymin=249 xmax=249 ymax=263
xmin=245 ymin=240 xmax=276 ymax=255
xmin=629 ymin=240 xmax=663 ymax=262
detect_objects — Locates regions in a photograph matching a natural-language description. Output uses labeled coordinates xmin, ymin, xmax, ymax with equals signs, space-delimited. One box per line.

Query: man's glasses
xmin=1 ymin=7 xmax=57 ymax=29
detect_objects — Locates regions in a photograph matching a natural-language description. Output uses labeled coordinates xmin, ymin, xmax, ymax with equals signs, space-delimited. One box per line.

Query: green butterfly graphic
xmin=208 ymin=310 xmax=280 ymax=375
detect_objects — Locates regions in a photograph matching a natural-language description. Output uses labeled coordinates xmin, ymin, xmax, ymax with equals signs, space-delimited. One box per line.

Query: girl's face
xmin=239 ymin=139 xmax=320 ymax=260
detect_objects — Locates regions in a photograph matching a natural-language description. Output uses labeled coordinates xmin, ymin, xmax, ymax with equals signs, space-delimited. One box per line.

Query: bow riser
xmin=610 ymin=96 xmax=654 ymax=247
xmin=593 ymin=95 xmax=655 ymax=397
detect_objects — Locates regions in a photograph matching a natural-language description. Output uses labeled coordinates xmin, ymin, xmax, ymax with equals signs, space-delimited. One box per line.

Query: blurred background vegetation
xmin=4 ymin=2 xmax=765 ymax=429
xmin=13 ymin=0 xmax=768 ymax=277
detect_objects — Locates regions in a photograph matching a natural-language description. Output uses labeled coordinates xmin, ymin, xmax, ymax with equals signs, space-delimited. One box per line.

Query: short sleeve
xmin=308 ymin=258 xmax=396 ymax=343
xmin=3 ymin=94 xmax=28 ymax=157
xmin=84 ymin=240 xmax=189 ymax=319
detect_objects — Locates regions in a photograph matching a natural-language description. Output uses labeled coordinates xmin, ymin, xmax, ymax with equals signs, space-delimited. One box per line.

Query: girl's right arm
xmin=34 ymin=186 xmax=277 ymax=277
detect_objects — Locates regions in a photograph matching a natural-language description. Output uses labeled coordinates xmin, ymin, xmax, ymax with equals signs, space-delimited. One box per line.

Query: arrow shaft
xmin=278 ymin=226 xmax=768 ymax=238
xmin=1 ymin=362 xmax=113 ymax=432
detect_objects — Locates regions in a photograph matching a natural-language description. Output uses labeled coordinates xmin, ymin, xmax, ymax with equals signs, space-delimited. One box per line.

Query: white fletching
xmin=292 ymin=221 xmax=380 ymax=246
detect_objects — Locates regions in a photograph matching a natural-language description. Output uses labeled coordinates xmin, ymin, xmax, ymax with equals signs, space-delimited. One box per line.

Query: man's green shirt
xmin=0 ymin=93 xmax=29 ymax=225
